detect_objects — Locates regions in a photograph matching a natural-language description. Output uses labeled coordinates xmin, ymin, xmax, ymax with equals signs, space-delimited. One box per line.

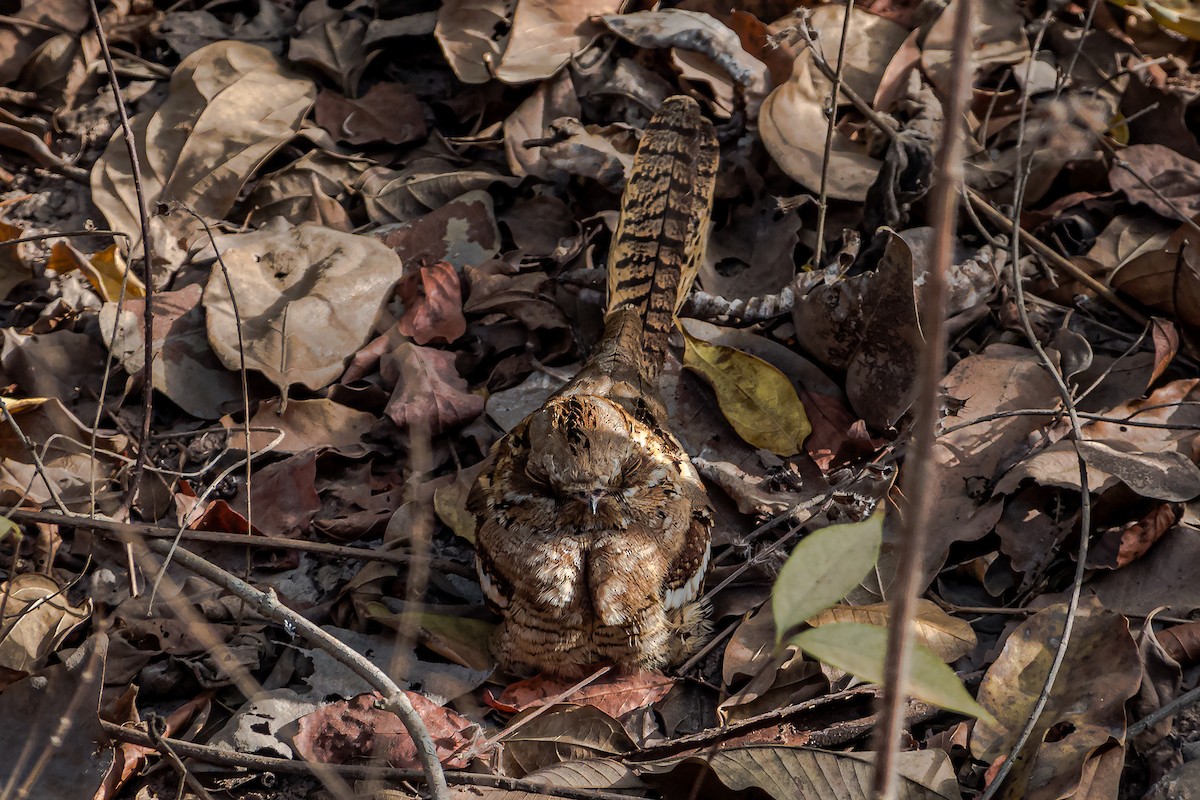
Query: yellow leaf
xmin=48 ymin=242 xmax=145 ymax=302
xmin=681 ymin=325 xmax=811 ymax=456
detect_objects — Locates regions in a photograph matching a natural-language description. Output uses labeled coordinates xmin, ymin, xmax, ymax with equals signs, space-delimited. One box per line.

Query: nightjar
xmin=469 ymin=96 xmax=718 ymax=675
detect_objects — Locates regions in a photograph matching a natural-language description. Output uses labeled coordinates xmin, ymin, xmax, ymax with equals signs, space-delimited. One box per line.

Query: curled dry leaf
xmin=1088 ymin=501 xmax=1180 ymax=570
xmin=807 ymin=599 xmax=976 ymax=663
xmin=203 ymin=221 xmax=404 ymax=394
xmin=287 ymin=0 xmax=370 ymax=95
xmin=382 ymin=342 xmax=484 ymax=435
xmin=90 ymin=41 xmax=314 ymax=256
xmin=293 ymin=691 xmax=483 ymax=768
xmin=500 ymin=703 xmax=634 ymax=777
xmin=0 ymin=573 xmax=91 ymax=682
xmin=972 ymin=598 xmax=1141 ymax=800
xmin=493 ymin=0 xmax=623 ymax=84
xmin=680 ymin=322 xmax=810 ymax=456
xmin=600 ymin=10 xmax=770 ymax=114
xmin=360 ymin=159 xmax=519 ymax=224
xmin=759 ymin=4 xmax=906 ymax=201
xmin=397 ymin=261 xmax=468 ymax=345
xmin=100 ymin=283 xmax=243 ymax=420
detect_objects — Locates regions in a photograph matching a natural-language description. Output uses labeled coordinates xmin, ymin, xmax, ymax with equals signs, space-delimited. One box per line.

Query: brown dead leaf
xmin=247 ymin=149 xmax=368 ymax=230
xmin=91 ymin=41 xmax=314 ymax=259
xmin=0 ymin=0 xmax=89 ymax=86
xmin=435 ymin=0 xmax=515 ymax=84
xmin=499 ymin=704 xmax=634 ymax=777
xmin=491 ymin=672 xmax=674 ymax=719
xmin=377 ymin=189 xmax=501 ymax=270
xmin=973 ymin=598 xmax=1139 ymax=800
xmin=293 ymin=691 xmax=482 ymax=768
xmin=922 ymin=0 xmax=1029 ymax=95
xmin=1089 ymin=502 xmax=1180 ymax=570
xmin=224 ymin=398 xmax=376 ymax=455
xmin=397 ymin=262 xmax=468 ymax=345
xmin=0 ymin=573 xmax=91 ymax=685
xmin=382 ymin=342 xmax=484 ymax=435
xmin=1111 ymin=144 xmax=1200 ymax=221
xmin=100 ymin=283 xmax=243 ymax=420
xmin=203 ymin=221 xmax=404 ymax=394
xmin=313 ymin=83 xmax=426 ymax=146
xmin=504 ymin=70 xmax=582 ymax=179
xmin=494 ymin=0 xmax=621 ymax=84
xmin=288 ymin=0 xmax=370 ymax=95
xmin=360 ymin=159 xmax=519 ymax=224
xmin=808 ymin=600 xmax=975 ymax=663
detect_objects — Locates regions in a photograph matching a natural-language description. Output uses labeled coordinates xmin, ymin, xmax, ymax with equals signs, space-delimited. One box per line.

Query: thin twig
xmin=869 ymin=1 xmax=972 ymax=797
xmin=88 ymin=0 xmax=157 ymax=537
xmin=3 ymin=509 xmax=475 ymax=576
xmin=811 ymin=1 xmax=854 ymax=269
xmin=977 ymin=13 xmax=1094 ymax=800
xmin=137 ymin=537 xmax=450 ymax=800
xmin=1128 ymin=684 xmax=1200 ymax=738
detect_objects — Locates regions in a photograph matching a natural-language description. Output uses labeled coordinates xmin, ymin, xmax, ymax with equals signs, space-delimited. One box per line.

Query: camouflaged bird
xmin=469 ymin=96 xmax=719 ymax=675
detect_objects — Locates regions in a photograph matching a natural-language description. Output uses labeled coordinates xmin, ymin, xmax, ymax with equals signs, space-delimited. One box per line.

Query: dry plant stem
xmin=811 ymin=0 xmax=854 ymax=269
xmin=977 ymin=14 xmax=1093 ymax=800
xmin=88 ymin=0 xmax=155 ymax=601
xmin=145 ymin=717 xmax=217 ymax=800
xmin=1128 ymin=683 xmax=1200 ymax=738
xmin=0 ymin=229 xmax=132 ymax=249
xmin=869 ymin=2 xmax=972 ymax=797
xmin=97 ymin=722 xmax=637 ymax=800
xmin=138 ymin=537 xmax=450 ymax=800
xmin=4 ymin=509 xmax=475 ymax=575
xmin=964 ymin=188 xmax=1147 ymax=324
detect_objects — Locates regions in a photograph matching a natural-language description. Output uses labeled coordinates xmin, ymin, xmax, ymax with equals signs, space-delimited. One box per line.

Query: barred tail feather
xmin=605 ymin=96 xmax=718 ymax=377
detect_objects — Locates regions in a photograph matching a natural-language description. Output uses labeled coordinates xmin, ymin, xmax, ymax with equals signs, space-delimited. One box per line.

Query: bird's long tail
xmin=603 ymin=95 xmax=718 ymax=379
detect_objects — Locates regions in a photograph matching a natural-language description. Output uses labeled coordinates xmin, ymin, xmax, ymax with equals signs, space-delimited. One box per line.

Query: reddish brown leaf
xmin=1156 ymin=621 xmax=1200 ymax=666
xmin=1089 ymin=502 xmax=1180 ymax=570
xmin=382 ymin=343 xmax=484 ymax=434
xmin=491 ymin=671 xmax=675 ymax=719
xmin=397 ymin=262 xmax=467 ymax=345
xmin=314 ymin=83 xmax=426 ymax=146
xmin=293 ymin=691 xmax=482 ymax=768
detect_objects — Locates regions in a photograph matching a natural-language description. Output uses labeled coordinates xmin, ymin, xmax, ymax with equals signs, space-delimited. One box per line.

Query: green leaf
xmin=792 ymin=622 xmax=996 ymax=723
xmin=771 ymin=510 xmax=883 ymax=642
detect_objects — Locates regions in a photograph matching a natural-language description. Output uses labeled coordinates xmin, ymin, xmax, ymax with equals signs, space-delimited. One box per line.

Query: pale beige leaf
xmin=494 ymin=0 xmax=622 ymax=84
xmin=202 ymin=221 xmax=404 ymax=393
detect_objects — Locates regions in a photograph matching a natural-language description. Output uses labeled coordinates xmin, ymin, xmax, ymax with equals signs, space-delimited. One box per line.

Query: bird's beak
xmin=588 ymin=494 xmax=601 ymax=515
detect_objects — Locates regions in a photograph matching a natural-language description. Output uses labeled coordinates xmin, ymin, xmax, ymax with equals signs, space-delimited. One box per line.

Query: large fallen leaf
xmin=808 ymin=599 xmax=976 ymax=663
xmin=91 ymin=41 xmax=314 ymax=256
xmin=681 ymin=323 xmax=811 ymax=456
xmin=972 ymin=598 xmax=1140 ymax=800
xmin=500 ymin=704 xmax=634 ymax=777
xmin=493 ymin=0 xmax=622 ymax=84
xmin=643 ymin=747 xmax=962 ymax=800
xmin=377 ymin=189 xmax=501 ymax=270
xmin=888 ymin=345 xmax=1060 ymax=592
xmin=1110 ymin=218 xmax=1200 ymax=335
xmin=792 ymin=623 xmax=992 ymax=720
xmin=293 ymin=691 xmax=483 ymax=768
xmin=223 ymin=398 xmax=376 ymax=454
xmin=0 ymin=573 xmax=92 ymax=682
xmin=203 ymin=221 xmax=404 ymax=394
xmin=287 ymin=0 xmax=370 ymax=95
xmin=100 ymin=283 xmax=243 ymax=420
xmin=760 ymin=4 xmax=906 ymax=200
xmin=772 ymin=511 xmax=883 ymax=641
